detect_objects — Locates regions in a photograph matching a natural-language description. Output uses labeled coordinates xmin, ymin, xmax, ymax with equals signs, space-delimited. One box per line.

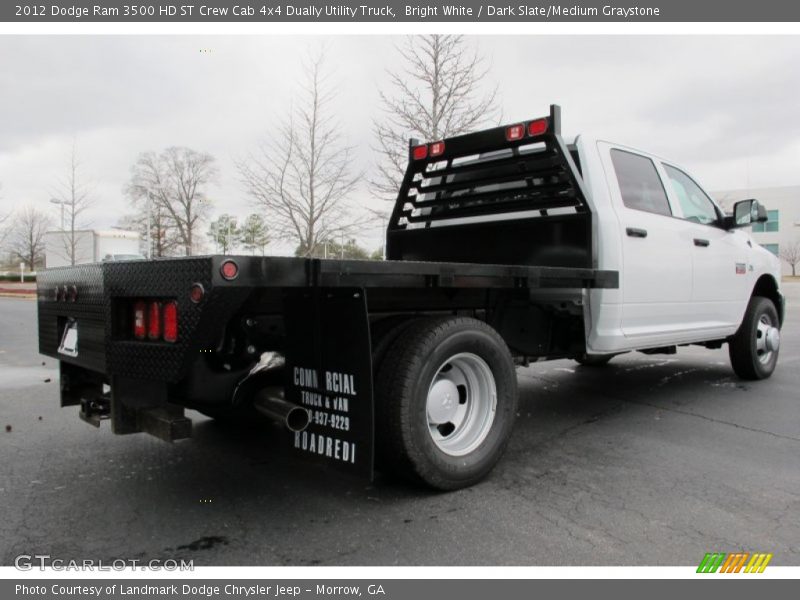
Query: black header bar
xmin=4 ymin=0 xmax=800 ymax=23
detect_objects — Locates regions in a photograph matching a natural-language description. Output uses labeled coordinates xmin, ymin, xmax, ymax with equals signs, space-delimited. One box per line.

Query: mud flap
xmin=283 ymin=288 xmax=374 ymax=479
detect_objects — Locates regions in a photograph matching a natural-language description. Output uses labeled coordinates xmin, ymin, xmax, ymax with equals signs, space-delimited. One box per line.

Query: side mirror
xmin=727 ymin=199 xmax=767 ymax=229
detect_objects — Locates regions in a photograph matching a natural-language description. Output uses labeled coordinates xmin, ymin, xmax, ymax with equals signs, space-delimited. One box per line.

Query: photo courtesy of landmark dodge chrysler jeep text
xmin=37 ymin=106 xmax=784 ymax=490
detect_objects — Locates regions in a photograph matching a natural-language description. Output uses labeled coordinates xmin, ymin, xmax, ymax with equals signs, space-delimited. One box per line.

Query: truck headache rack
xmin=387 ymin=105 xmax=593 ymax=269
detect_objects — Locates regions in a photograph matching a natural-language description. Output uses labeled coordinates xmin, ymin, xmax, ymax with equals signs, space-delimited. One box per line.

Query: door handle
xmin=626 ymin=227 xmax=648 ymax=238
xmin=694 ymin=238 xmax=710 ymax=247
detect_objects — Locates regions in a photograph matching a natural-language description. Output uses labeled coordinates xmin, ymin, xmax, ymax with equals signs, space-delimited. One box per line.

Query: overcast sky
xmin=1 ymin=35 xmax=799 ymax=253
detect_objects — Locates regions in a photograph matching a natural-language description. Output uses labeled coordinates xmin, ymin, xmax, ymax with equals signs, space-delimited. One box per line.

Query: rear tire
xmin=729 ymin=296 xmax=780 ymax=380
xmin=371 ymin=316 xmax=421 ymax=469
xmin=370 ymin=315 xmax=420 ymax=374
xmin=375 ymin=316 xmax=518 ymax=490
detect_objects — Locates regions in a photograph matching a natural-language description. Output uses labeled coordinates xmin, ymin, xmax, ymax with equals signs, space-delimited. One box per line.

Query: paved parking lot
xmin=1 ymin=287 xmax=798 ymax=566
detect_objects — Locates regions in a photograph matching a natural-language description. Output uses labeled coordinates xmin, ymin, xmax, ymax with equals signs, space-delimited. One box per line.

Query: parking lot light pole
xmin=49 ymin=198 xmax=68 ymax=230
xmin=146 ymin=192 xmax=153 ymax=259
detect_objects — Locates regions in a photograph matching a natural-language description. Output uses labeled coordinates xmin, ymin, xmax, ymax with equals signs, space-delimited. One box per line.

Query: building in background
xmin=44 ymin=229 xmax=142 ymax=268
xmin=712 ymin=186 xmax=800 ymax=276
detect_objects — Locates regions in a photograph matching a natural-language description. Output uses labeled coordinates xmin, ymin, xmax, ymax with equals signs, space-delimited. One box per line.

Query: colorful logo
xmin=697 ymin=552 xmax=773 ymax=573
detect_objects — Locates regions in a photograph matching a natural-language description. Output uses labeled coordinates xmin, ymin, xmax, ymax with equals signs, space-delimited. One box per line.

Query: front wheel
xmin=729 ymin=296 xmax=781 ymax=380
xmin=375 ymin=317 xmax=518 ymax=490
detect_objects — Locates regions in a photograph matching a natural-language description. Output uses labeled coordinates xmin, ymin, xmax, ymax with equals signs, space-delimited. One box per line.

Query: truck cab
xmin=576 ymin=136 xmax=783 ymax=361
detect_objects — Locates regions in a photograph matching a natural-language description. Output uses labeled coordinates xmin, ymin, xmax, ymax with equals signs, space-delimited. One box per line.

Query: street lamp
xmin=49 ymin=198 xmax=70 ymax=230
xmin=381 ymin=214 xmax=387 ymax=259
xmin=145 ymin=192 xmax=153 ymax=259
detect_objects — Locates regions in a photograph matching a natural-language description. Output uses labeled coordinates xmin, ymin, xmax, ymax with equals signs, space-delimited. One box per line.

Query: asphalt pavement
xmin=1 ymin=288 xmax=798 ymax=566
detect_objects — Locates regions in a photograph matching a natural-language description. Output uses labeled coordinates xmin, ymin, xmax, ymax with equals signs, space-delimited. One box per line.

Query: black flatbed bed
xmin=301 ymin=257 xmax=616 ymax=289
xmin=161 ymin=255 xmax=618 ymax=291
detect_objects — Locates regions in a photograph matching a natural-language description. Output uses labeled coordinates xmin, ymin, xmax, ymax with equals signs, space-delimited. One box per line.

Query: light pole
xmin=145 ymin=192 xmax=153 ymax=259
xmin=49 ymin=198 xmax=69 ymax=230
xmin=381 ymin=214 xmax=387 ymax=259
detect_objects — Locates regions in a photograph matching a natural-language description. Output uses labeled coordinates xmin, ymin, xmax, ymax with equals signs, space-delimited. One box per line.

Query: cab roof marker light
xmin=412 ymin=145 xmax=428 ymax=160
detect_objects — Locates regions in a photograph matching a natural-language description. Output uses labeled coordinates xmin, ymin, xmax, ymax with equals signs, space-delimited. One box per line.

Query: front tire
xmin=729 ymin=296 xmax=781 ymax=380
xmin=375 ymin=317 xmax=518 ymax=490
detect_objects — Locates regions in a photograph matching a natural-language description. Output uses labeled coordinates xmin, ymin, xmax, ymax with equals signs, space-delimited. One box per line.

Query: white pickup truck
xmin=577 ymin=136 xmax=783 ymax=380
xmin=37 ymin=105 xmax=784 ymax=489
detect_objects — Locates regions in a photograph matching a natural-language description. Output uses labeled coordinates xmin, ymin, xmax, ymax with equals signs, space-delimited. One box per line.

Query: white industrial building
xmin=44 ymin=229 xmax=142 ymax=268
xmin=712 ymin=185 xmax=800 ymax=276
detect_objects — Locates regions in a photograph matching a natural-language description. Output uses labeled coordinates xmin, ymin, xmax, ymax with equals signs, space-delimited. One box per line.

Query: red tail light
xmin=162 ymin=301 xmax=178 ymax=343
xmin=506 ymin=124 xmax=525 ymax=141
xmin=189 ymin=283 xmax=205 ymax=303
xmin=412 ymin=144 xmax=428 ymax=160
xmin=133 ymin=301 xmax=147 ymax=340
xmin=220 ymin=260 xmax=239 ymax=280
xmin=429 ymin=141 xmax=445 ymax=157
xmin=527 ymin=118 xmax=548 ymax=136
xmin=147 ymin=301 xmax=161 ymax=340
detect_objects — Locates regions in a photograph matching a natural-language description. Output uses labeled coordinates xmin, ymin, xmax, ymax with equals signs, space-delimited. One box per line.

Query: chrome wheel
xmin=426 ymin=352 xmax=497 ymax=456
xmin=755 ymin=314 xmax=780 ymax=365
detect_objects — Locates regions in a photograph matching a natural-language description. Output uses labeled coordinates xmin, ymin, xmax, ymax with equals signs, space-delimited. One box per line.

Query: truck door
xmin=600 ymin=144 xmax=695 ymax=341
xmin=660 ymin=163 xmax=751 ymax=332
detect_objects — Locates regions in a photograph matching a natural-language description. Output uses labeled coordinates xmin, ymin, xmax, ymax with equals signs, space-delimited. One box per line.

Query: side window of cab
xmin=610 ymin=149 xmax=672 ymax=216
xmin=662 ymin=164 xmax=720 ymax=225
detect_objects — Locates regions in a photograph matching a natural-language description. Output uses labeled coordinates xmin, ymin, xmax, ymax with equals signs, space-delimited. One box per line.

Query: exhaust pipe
xmin=253 ymin=387 xmax=310 ymax=433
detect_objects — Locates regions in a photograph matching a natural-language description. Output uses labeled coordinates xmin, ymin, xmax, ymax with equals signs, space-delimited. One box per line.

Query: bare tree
xmin=117 ymin=204 xmax=181 ymax=258
xmin=127 ymin=147 xmax=216 ymax=256
xmin=9 ymin=206 xmax=51 ymax=270
xmin=51 ymin=142 xmax=94 ymax=265
xmin=371 ymin=35 xmax=501 ymax=201
xmin=780 ymin=240 xmax=800 ymax=276
xmin=237 ymin=52 xmax=364 ymax=257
